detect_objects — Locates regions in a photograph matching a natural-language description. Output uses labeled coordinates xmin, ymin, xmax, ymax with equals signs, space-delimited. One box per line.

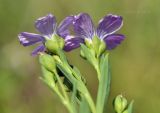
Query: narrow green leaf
xmin=79 ymin=97 xmax=91 ymax=113
xmin=73 ymin=66 xmax=86 ymax=84
xmin=96 ymin=53 xmax=111 ymax=113
xmin=56 ymin=63 xmax=83 ymax=93
xmin=123 ymin=100 xmax=134 ymax=113
xmin=72 ymin=66 xmax=82 ymax=80
xmin=57 ymin=63 xmax=73 ymax=83
xmin=71 ymin=81 xmax=78 ymax=113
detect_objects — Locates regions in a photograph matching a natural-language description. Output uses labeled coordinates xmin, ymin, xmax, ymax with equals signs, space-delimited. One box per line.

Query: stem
xmin=54 ymin=71 xmax=75 ymax=113
xmin=95 ymin=53 xmax=110 ymax=113
xmin=57 ymin=50 xmax=81 ymax=80
xmin=81 ymin=84 xmax=97 ymax=113
xmin=57 ymin=50 xmax=97 ymax=113
xmin=54 ymin=70 xmax=69 ymax=101
xmin=54 ymin=87 xmax=74 ymax=113
xmin=95 ymin=64 xmax=101 ymax=81
xmin=69 ymin=67 xmax=97 ymax=113
xmin=41 ymin=79 xmax=74 ymax=113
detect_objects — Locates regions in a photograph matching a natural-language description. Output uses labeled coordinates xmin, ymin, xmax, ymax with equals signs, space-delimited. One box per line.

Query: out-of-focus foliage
xmin=0 ymin=0 xmax=160 ymax=113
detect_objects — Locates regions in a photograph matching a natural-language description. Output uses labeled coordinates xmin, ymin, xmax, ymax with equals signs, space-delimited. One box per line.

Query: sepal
xmin=80 ymin=44 xmax=96 ymax=66
xmin=45 ymin=35 xmax=64 ymax=54
xmin=84 ymin=36 xmax=106 ymax=58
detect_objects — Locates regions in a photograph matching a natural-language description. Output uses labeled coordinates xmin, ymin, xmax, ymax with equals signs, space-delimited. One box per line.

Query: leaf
xmin=96 ymin=53 xmax=111 ymax=113
xmin=128 ymin=100 xmax=134 ymax=113
xmin=79 ymin=97 xmax=91 ymax=113
xmin=56 ymin=63 xmax=84 ymax=93
xmin=71 ymin=81 xmax=78 ymax=113
xmin=73 ymin=66 xmax=86 ymax=84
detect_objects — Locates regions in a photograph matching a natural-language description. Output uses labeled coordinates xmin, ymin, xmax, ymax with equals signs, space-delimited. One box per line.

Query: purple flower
xmin=74 ymin=13 xmax=125 ymax=50
xmin=18 ymin=14 xmax=84 ymax=55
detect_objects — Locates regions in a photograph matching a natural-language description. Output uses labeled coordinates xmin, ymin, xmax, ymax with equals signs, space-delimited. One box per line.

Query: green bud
xmin=45 ymin=35 xmax=64 ymax=54
xmin=39 ymin=53 xmax=56 ymax=72
xmin=113 ymin=95 xmax=128 ymax=113
xmin=122 ymin=110 xmax=128 ymax=113
xmin=41 ymin=66 xmax=57 ymax=87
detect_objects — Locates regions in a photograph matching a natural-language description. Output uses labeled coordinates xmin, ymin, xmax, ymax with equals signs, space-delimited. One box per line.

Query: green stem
xmin=57 ymin=50 xmax=81 ymax=80
xmin=41 ymin=79 xmax=74 ymax=113
xmin=53 ymin=87 xmax=74 ymax=113
xmin=57 ymin=50 xmax=97 ymax=113
xmin=95 ymin=64 xmax=101 ymax=81
xmin=95 ymin=53 xmax=110 ymax=113
xmin=54 ymin=71 xmax=75 ymax=113
xmin=81 ymin=84 xmax=97 ymax=113
xmin=54 ymin=71 xmax=69 ymax=100
xmin=70 ymin=68 xmax=97 ymax=113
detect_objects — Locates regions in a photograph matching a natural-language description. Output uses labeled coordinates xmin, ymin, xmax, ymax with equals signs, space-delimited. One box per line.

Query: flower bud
xmin=41 ymin=66 xmax=57 ymax=87
xmin=113 ymin=95 xmax=128 ymax=113
xmin=39 ymin=53 xmax=56 ymax=72
xmin=122 ymin=110 xmax=128 ymax=113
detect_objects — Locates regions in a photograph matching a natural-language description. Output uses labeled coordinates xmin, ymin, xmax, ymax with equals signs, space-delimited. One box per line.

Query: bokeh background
xmin=0 ymin=0 xmax=160 ymax=113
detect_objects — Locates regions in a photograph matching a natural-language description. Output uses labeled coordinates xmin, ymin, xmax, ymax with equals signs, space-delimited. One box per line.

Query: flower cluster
xmin=18 ymin=13 xmax=133 ymax=113
xmin=18 ymin=13 xmax=125 ymax=55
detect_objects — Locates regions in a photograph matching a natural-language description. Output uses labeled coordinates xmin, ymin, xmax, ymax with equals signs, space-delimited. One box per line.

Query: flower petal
xmin=35 ymin=14 xmax=56 ymax=37
xmin=31 ymin=44 xmax=46 ymax=56
xmin=97 ymin=14 xmax=123 ymax=39
xmin=74 ymin=13 xmax=94 ymax=39
xmin=57 ymin=16 xmax=74 ymax=38
xmin=18 ymin=32 xmax=45 ymax=46
xmin=64 ymin=36 xmax=84 ymax=51
xmin=104 ymin=34 xmax=125 ymax=50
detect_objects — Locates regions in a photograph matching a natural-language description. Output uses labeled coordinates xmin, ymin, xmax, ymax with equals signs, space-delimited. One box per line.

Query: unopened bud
xmin=113 ymin=95 xmax=128 ymax=113
xmin=122 ymin=110 xmax=128 ymax=113
xmin=39 ymin=53 xmax=56 ymax=72
xmin=41 ymin=66 xmax=56 ymax=87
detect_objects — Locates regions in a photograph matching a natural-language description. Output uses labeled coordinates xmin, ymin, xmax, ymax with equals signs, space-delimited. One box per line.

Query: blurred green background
xmin=0 ymin=0 xmax=160 ymax=113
